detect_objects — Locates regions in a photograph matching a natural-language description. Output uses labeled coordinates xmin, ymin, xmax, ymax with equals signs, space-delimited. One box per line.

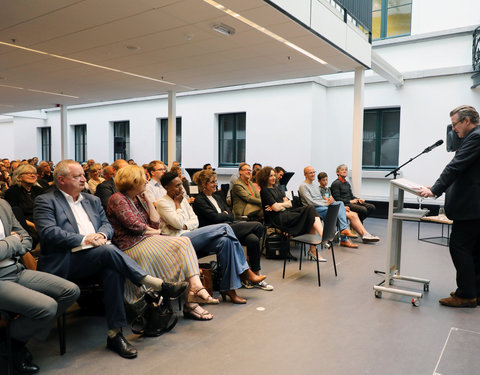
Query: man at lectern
xmin=418 ymin=105 xmax=480 ymax=308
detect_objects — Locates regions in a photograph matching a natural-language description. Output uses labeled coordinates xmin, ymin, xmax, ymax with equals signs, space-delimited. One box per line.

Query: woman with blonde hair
xmin=4 ymin=164 xmax=45 ymax=247
xmin=107 ymin=165 xmax=216 ymax=321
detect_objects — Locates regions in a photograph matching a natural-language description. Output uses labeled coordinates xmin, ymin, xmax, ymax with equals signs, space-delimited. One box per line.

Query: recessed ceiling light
xmin=211 ymin=23 xmax=235 ymax=36
xmin=203 ymin=0 xmax=328 ymax=65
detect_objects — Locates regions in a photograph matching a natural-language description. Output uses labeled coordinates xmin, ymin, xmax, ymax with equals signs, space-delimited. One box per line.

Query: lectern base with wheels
xmin=373 ymin=178 xmax=431 ymax=306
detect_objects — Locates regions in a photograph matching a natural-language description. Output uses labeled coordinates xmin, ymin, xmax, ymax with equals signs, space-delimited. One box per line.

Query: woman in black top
xmin=4 ymin=164 xmax=45 ymax=247
xmin=256 ymin=166 xmax=325 ymax=261
xmin=193 ymin=170 xmax=272 ymax=290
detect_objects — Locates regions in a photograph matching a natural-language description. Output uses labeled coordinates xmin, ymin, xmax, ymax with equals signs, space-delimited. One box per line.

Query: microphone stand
xmin=385 ymin=148 xmax=431 ymax=179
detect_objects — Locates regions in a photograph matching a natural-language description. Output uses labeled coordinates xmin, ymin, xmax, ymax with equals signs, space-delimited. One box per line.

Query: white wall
xmin=326 ymin=72 xmax=480 ymax=203
xmin=412 ymin=0 xmax=480 ymax=35
xmin=0 ymin=117 xmax=15 ymax=158
xmin=12 ymin=117 xmax=46 ymax=161
xmin=45 ymin=83 xmax=315 ymax=189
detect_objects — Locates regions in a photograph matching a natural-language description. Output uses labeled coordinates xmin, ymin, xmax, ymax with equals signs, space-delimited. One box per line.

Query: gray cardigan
xmin=0 ymin=199 xmax=32 ymax=278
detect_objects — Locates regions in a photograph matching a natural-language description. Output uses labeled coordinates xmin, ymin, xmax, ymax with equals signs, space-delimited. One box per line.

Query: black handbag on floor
xmin=265 ymin=231 xmax=290 ymax=259
xmin=126 ymin=289 xmax=178 ymax=337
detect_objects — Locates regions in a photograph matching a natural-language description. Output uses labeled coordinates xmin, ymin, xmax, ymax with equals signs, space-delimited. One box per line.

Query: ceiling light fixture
xmin=211 ymin=23 xmax=235 ymax=36
xmin=0 ymin=83 xmax=79 ymax=98
xmin=0 ymin=40 xmax=175 ymax=85
xmin=202 ymin=0 xmax=328 ymax=65
xmin=27 ymin=88 xmax=79 ymax=98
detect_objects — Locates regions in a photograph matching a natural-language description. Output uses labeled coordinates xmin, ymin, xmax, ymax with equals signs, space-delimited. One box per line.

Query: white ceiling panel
xmin=0 ymin=0 xmax=369 ymax=114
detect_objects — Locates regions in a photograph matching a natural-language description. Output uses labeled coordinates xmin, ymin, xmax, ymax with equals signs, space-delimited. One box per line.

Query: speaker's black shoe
xmin=160 ymin=281 xmax=188 ymax=299
xmin=106 ymin=332 xmax=137 ymax=359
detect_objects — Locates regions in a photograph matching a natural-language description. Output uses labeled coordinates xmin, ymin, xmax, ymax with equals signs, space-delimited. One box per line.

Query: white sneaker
xmin=254 ymin=280 xmax=274 ymax=291
xmin=362 ymin=233 xmax=380 ymax=243
xmin=241 ymin=280 xmax=254 ymax=289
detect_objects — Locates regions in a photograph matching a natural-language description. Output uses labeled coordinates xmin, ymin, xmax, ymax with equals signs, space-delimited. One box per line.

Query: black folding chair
xmin=284 ymin=204 xmax=340 ymax=286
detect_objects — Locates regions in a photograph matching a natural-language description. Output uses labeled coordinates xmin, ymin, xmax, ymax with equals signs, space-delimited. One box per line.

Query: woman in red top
xmin=107 ymin=165 xmax=217 ymax=321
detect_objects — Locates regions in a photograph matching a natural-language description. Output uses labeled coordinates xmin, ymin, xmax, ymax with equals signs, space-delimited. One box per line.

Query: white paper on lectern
xmin=390 ymin=178 xmax=425 ymax=196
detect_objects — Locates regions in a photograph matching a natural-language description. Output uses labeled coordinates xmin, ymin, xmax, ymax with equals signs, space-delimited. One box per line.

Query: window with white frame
xmin=113 ymin=121 xmax=130 ymax=161
xmin=362 ymin=108 xmax=400 ymax=169
xmin=73 ymin=124 xmax=87 ymax=163
xmin=40 ymin=127 xmax=51 ymax=161
xmin=218 ymin=112 xmax=246 ymax=167
xmin=160 ymin=117 xmax=182 ymax=165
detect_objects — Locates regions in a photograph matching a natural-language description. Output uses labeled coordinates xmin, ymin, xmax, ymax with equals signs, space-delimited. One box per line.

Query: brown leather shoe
xmin=450 ymin=291 xmax=480 ymax=306
xmin=439 ymin=294 xmax=476 ymax=307
xmin=240 ymin=269 xmax=266 ymax=284
xmin=340 ymin=229 xmax=358 ymax=238
xmin=340 ymin=239 xmax=358 ymax=248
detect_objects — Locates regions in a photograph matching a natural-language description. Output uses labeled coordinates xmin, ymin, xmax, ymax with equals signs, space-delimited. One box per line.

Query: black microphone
xmin=423 ymin=139 xmax=444 ymax=153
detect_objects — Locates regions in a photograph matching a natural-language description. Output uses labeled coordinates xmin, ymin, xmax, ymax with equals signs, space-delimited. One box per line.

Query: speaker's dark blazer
xmin=431 ymin=126 xmax=480 ymax=221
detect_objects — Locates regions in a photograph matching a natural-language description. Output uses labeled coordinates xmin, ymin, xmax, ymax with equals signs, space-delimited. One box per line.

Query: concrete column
xmin=60 ymin=105 xmax=68 ymax=160
xmin=351 ymin=67 xmax=365 ymax=196
xmin=167 ymin=91 xmax=176 ymax=166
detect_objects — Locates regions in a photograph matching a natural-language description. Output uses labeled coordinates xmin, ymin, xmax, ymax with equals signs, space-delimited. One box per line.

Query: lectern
xmin=373 ymin=178 xmax=431 ymax=306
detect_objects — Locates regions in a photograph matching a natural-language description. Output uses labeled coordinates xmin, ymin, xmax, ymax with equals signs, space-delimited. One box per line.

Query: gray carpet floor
xmin=3 ymin=218 xmax=479 ymax=375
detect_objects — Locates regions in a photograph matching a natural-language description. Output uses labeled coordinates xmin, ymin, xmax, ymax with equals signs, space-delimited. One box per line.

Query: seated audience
xmin=299 ymin=166 xmax=358 ymax=248
xmin=34 ymin=160 xmax=187 ymax=359
xmin=146 ymin=160 xmax=167 ymax=202
xmin=101 ymin=165 xmax=115 ymax=181
xmin=0 ymin=166 xmax=10 ymax=197
xmin=95 ymin=159 xmax=129 ymax=210
xmin=87 ymin=163 xmax=104 ymax=194
xmin=318 ymin=172 xmax=379 ymax=243
xmin=4 ymin=164 xmax=45 ymax=248
xmin=231 ymin=163 xmax=263 ymax=220
xmin=170 ymin=165 xmax=192 ymax=199
xmin=38 ymin=161 xmax=53 ymax=183
xmin=107 ymin=165 xmax=216 ymax=321
xmin=330 ymin=164 xmax=376 ymax=222
xmin=142 ymin=164 xmax=151 ymax=181
xmin=225 ymin=162 xmax=244 ymax=206
xmin=156 ymin=171 xmax=267 ymax=304
xmin=256 ymin=166 xmax=326 ymax=261
xmin=252 ymin=163 xmax=262 ymax=174
xmin=274 ymin=166 xmax=287 ymax=192
xmin=193 ymin=170 xmax=273 ymax=291
xmin=0 ymin=199 xmax=79 ymax=374
xmin=10 ymin=160 xmax=20 ymax=173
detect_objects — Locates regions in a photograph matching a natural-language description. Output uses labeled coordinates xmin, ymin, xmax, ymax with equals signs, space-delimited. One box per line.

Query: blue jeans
xmin=182 ymin=224 xmax=249 ymax=291
xmin=314 ymin=202 xmax=349 ymax=241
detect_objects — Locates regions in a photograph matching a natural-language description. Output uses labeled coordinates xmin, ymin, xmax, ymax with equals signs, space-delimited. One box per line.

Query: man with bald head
xmin=299 ymin=166 xmax=358 ymax=248
xmin=95 ymin=159 xmax=129 ymax=209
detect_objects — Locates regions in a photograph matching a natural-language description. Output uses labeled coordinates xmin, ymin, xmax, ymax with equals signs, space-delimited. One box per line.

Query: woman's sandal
xmin=183 ymin=303 xmax=213 ymax=321
xmin=187 ymin=287 xmax=219 ymax=304
xmin=308 ymin=249 xmax=327 ymax=263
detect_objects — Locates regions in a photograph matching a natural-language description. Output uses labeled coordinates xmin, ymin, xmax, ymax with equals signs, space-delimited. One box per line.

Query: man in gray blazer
xmin=0 ymin=199 xmax=79 ymax=373
xmin=34 ymin=160 xmax=187 ymax=359
xmin=419 ymin=105 xmax=480 ymax=307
